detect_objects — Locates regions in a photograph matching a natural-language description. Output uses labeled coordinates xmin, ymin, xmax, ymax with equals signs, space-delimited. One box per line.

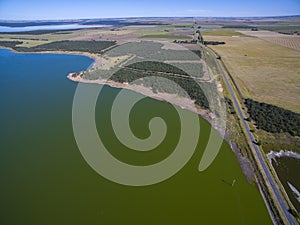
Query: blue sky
xmin=0 ymin=0 xmax=299 ymax=20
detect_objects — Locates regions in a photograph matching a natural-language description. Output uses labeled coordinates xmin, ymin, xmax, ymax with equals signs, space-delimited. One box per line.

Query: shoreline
xmin=267 ymin=150 xmax=300 ymax=163
xmin=1 ymin=46 xmax=214 ymax=126
xmin=68 ymin=73 xmax=213 ymax=124
xmin=266 ymin=150 xmax=300 ymax=214
xmin=1 ymin=46 xmax=99 ymax=60
xmin=0 ymin=46 xmax=255 ymax=183
xmin=68 ymin=74 xmax=256 ymax=183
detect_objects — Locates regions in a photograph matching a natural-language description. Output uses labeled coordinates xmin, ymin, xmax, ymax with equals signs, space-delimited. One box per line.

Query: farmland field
xmin=140 ymin=34 xmax=192 ymax=39
xmin=201 ymin=29 xmax=247 ymax=37
xmin=203 ymin=34 xmax=300 ymax=113
xmin=240 ymin=30 xmax=300 ymax=51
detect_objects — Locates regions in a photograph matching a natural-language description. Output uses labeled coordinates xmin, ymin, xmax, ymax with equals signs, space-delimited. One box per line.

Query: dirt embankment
xmin=68 ymin=47 xmax=256 ymax=184
xmin=68 ymin=73 xmax=212 ymax=123
xmin=68 ymin=73 xmax=256 ymax=182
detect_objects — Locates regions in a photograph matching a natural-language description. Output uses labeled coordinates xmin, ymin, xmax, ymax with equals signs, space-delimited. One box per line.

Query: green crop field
xmin=201 ymin=29 xmax=247 ymax=37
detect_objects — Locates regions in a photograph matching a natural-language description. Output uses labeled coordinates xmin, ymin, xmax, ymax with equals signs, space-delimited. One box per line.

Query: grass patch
xmin=259 ymin=25 xmax=300 ymax=35
xmin=167 ymin=24 xmax=193 ymax=28
xmin=260 ymin=131 xmax=300 ymax=153
xmin=201 ymin=29 xmax=246 ymax=37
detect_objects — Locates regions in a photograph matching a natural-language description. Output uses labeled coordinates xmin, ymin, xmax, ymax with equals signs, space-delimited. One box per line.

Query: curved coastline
xmin=0 ymin=46 xmax=98 ymax=62
xmin=67 ymin=58 xmax=256 ymax=184
xmin=0 ymin=47 xmax=213 ymax=128
xmin=267 ymin=150 xmax=300 ymax=213
xmin=1 ymin=46 xmax=255 ymax=183
xmin=267 ymin=150 xmax=300 ymax=162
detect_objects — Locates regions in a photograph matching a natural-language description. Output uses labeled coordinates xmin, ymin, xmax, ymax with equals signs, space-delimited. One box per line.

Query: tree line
xmin=0 ymin=40 xmax=116 ymax=54
xmin=245 ymin=99 xmax=300 ymax=136
xmin=204 ymin=41 xmax=226 ymax=45
xmin=0 ymin=41 xmax=22 ymax=48
xmin=110 ymin=61 xmax=209 ymax=109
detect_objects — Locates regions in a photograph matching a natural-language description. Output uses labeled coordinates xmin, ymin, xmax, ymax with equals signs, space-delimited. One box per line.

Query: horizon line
xmin=0 ymin=14 xmax=299 ymax=22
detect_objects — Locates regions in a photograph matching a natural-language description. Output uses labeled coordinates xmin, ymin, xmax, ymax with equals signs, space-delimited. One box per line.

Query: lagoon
xmin=0 ymin=49 xmax=272 ymax=225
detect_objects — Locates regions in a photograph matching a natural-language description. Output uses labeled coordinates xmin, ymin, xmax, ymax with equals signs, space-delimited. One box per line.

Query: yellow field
xmin=265 ymin=36 xmax=300 ymax=51
xmin=240 ymin=30 xmax=300 ymax=51
xmin=203 ymin=35 xmax=300 ymax=113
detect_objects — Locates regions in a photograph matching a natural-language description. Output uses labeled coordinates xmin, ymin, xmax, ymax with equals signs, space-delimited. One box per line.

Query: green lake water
xmin=272 ymin=157 xmax=300 ymax=212
xmin=0 ymin=49 xmax=272 ymax=225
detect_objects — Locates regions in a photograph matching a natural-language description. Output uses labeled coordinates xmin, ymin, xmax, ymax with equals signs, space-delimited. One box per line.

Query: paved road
xmin=208 ymin=49 xmax=296 ymax=225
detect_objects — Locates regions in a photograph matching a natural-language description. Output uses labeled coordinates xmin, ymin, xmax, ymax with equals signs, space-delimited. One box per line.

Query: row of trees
xmin=0 ymin=41 xmax=22 ymax=48
xmin=245 ymin=99 xmax=300 ymax=136
xmin=110 ymin=61 xmax=209 ymax=109
xmin=191 ymin=50 xmax=202 ymax=58
xmin=126 ymin=61 xmax=188 ymax=75
xmin=204 ymin=41 xmax=226 ymax=45
xmin=0 ymin=40 xmax=116 ymax=54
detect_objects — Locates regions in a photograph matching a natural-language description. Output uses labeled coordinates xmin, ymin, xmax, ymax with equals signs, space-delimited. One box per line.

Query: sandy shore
xmin=1 ymin=46 xmax=255 ymax=183
xmin=68 ymin=74 xmax=213 ymax=124
xmin=68 ymin=73 xmax=256 ymax=183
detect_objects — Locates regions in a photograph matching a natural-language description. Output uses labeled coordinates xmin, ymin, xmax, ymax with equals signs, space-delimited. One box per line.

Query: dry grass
xmin=240 ymin=30 xmax=300 ymax=51
xmin=204 ymin=35 xmax=300 ymax=113
xmin=264 ymin=36 xmax=300 ymax=51
xmin=0 ymin=28 xmax=137 ymax=46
